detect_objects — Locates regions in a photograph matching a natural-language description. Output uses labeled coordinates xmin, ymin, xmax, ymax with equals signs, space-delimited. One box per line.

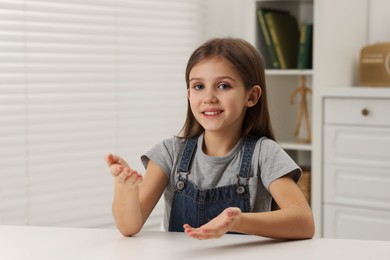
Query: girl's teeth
xmin=204 ymin=111 xmax=220 ymax=115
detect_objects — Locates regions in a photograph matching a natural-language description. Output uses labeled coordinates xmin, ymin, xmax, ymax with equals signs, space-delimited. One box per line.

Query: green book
xmin=297 ymin=23 xmax=313 ymax=69
xmin=257 ymin=8 xmax=281 ymax=69
xmin=264 ymin=11 xmax=300 ymax=69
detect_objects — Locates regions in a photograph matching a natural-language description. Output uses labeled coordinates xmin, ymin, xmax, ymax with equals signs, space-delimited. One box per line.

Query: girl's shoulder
xmin=254 ymin=136 xmax=279 ymax=147
xmin=155 ymin=136 xmax=190 ymax=157
xmin=253 ymin=136 xmax=285 ymax=158
xmin=141 ymin=136 xmax=188 ymax=172
xmin=253 ymin=136 xmax=276 ymax=148
xmin=154 ymin=135 xmax=184 ymax=150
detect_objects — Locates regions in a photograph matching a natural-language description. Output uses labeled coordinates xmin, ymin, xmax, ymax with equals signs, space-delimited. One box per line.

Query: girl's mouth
xmin=203 ymin=111 xmax=222 ymax=116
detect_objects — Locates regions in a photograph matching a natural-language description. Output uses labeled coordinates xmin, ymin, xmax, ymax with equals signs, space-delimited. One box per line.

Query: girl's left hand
xmin=183 ymin=207 xmax=241 ymax=240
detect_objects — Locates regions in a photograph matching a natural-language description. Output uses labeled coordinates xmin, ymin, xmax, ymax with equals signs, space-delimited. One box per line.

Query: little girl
xmin=105 ymin=38 xmax=315 ymax=240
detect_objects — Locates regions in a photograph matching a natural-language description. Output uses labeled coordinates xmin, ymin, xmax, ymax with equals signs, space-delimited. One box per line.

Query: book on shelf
xmin=256 ymin=8 xmax=287 ymax=69
xmin=297 ymin=23 xmax=313 ymax=69
xmin=264 ymin=10 xmax=300 ymax=69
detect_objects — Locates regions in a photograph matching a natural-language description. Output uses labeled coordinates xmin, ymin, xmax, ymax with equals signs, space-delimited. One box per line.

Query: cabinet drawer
xmin=324 ymin=165 xmax=390 ymax=210
xmin=324 ymin=125 xmax=390 ymax=167
xmin=323 ymin=204 xmax=390 ymax=241
xmin=324 ymin=97 xmax=390 ymax=126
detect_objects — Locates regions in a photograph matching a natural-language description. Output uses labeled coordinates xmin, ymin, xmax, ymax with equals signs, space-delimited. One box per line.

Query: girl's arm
xmin=234 ymin=176 xmax=315 ymax=238
xmin=184 ymin=175 xmax=315 ymax=240
xmin=106 ymin=154 xmax=168 ymax=236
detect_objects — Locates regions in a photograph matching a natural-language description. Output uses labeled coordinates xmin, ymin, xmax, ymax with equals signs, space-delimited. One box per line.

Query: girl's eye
xmin=193 ymin=84 xmax=204 ymax=90
xmin=218 ymin=83 xmax=231 ymax=90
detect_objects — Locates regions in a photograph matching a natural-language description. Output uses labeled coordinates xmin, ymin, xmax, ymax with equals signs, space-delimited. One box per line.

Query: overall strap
xmin=178 ymin=137 xmax=198 ymax=173
xmin=238 ymin=136 xmax=258 ymax=178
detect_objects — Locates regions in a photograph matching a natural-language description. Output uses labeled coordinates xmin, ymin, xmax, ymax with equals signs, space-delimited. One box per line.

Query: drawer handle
xmin=361 ymin=108 xmax=369 ymax=116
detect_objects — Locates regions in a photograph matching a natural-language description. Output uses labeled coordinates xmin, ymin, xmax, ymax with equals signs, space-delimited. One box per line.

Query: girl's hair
xmin=180 ymin=37 xmax=275 ymax=141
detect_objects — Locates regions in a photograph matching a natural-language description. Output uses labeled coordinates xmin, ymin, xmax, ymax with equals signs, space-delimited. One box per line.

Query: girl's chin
xmin=202 ymin=126 xmax=226 ymax=133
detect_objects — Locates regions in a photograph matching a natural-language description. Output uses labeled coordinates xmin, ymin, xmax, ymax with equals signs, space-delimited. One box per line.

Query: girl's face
xmin=188 ymin=57 xmax=256 ymax=137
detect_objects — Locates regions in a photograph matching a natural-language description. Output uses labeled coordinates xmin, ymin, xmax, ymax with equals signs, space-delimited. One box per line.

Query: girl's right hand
xmin=105 ymin=154 xmax=143 ymax=190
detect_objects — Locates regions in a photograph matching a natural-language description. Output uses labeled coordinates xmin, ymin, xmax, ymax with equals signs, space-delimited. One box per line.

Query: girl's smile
xmin=202 ymin=108 xmax=223 ymax=117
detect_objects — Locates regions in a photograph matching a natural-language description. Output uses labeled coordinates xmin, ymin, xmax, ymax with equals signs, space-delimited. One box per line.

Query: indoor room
xmin=1 ymin=0 xmax=389 ymax=259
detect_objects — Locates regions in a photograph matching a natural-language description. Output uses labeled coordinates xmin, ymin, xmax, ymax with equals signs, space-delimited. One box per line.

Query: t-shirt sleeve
xmin=140 ymin=137 xmax=180 ymax=180
xmin=259 ymin=138 xmax=302 ymax=190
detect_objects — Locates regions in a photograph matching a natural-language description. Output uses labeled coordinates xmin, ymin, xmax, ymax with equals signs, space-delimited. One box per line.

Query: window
xmin=0 ymin=0 xmax=205 ymax=228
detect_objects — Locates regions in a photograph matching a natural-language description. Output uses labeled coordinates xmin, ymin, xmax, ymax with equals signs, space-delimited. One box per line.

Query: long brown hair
xmin=179 ymin=37 xmax=275 ymax=141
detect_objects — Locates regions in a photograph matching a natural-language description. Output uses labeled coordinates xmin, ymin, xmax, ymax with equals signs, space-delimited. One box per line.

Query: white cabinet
xmin=323 ymin=90 xmax=390 ymax=240
xmin=324 ymin=205 xmax=390 ymax=241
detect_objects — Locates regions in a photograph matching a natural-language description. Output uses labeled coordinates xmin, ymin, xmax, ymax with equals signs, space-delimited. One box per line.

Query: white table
xmin=1 ymin=225 xmax=390 ymax=260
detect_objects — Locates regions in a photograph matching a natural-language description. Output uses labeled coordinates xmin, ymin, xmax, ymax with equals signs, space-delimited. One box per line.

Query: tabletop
xmin=0 ymin=225 xmax=389 ymax=260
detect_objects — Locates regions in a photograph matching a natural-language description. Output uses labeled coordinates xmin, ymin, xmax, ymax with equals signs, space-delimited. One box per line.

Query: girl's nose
xmin=203 ymin=89 xmax=217 ymax=103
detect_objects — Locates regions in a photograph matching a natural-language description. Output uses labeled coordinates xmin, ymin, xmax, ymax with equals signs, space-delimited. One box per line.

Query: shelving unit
xmin=255 ymin=0 xmax=314 ymax=172
xmin=266 ymin=69 xmax=313 ymax=76
xmin=280 ymin=142 xmax=312 ymax=151
xmin=256 ymin=1 xmax=314 ymax=207
xmin=266 ymin=73 xmax=312 ymax=150
xmin=255 ymin=0 xmax=313 ymax=69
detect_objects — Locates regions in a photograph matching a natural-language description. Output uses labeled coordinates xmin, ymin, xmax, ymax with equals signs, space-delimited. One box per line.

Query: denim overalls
xmin=168 ymin=136 xmax=258 ymax=232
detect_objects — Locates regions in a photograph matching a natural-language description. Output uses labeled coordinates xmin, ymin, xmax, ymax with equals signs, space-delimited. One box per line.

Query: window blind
xmin=0 ymin=0 xmax=205 ymax=229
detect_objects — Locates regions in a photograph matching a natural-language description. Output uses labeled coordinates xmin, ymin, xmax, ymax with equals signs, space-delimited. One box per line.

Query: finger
xmin=183 ymin=224 xmax=197 ymax=236
xmin=226 ymin=208 xmax=235 ymax=218
xmin=134 ymin=173 xmax=143 ymax=185
xmin=111 ymin=165 xmax=122 ymax=176
xmin=104 ymin=153 xmax=114 ymax=165
xmin=184 ymin=225 xmax=207 ymax=236
xmin=118 ymin=169 xmax=131 ymax=181
xmin=187 ymin=229 xmax=213 ymax=240
xmin=108 ymin=163 xmax=123 ymax=177
xmin=105 ymin=153 xmax=125 ymax=166
xmin=183 ymin=224 xmax=193 ymax=234
xmin=124 ymin=169 xmax=143 ymax=184
xmin=125 ymin=171 xmax=139 ymax=183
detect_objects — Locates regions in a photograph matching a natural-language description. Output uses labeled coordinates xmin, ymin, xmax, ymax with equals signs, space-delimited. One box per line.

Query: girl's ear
xmin=246 ymin=85 xmax=262 ymax=107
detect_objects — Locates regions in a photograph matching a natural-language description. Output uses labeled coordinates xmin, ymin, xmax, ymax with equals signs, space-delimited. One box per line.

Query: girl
xmin=105 ymin=38 xmax=315 ymax=240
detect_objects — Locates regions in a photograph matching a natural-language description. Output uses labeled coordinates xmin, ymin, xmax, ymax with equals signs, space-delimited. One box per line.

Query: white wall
xmin=204 ymin=0 xmax=255 ymax=43
xmin=368 ymin=0 xmax=390 ymax=43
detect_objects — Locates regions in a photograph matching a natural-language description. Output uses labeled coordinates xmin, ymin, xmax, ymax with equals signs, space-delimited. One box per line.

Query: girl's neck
xmin=202 ymin=131 xmax=242 ymax=157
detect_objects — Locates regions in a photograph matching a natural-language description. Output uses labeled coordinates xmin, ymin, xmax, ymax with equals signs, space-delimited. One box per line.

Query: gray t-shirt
xmin=141 ymin=133 xmax=301 ymax=231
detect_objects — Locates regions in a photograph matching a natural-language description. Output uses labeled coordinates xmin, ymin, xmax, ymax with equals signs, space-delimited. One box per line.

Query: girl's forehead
xmin=196 ymin=56 xmax=229 ymax=66
xmin=189 ymin=57 xmax=245 ymax=85
xmin=191 ymin=56 xmax=236 ymax=73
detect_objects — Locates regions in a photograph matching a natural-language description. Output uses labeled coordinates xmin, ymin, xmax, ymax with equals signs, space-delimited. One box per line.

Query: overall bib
xmin=168 ymin=136 xmax=258 ymax=232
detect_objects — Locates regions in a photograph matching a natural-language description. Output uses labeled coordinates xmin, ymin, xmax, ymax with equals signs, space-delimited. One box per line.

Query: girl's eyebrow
xmin=189 ymin=77 xmax=203 ymax=82
xmin=189 ymin=76 xmax=237 ymax=82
